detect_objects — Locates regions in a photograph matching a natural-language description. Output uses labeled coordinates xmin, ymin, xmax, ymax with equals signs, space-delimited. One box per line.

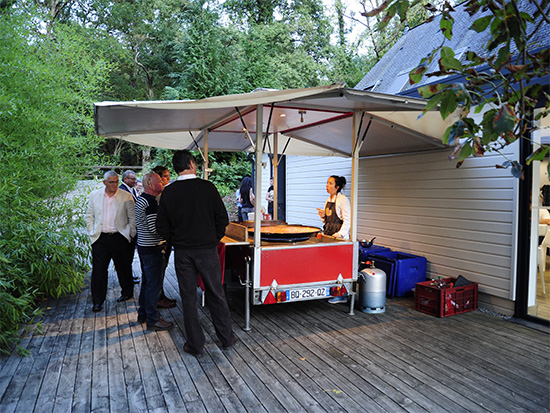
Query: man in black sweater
xmin=156 ymin=150 xmax=235 ymax=356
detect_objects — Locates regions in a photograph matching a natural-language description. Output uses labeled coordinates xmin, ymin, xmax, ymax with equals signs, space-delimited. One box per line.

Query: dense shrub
xmin=0 ymin=11 xmax=108 ymax=353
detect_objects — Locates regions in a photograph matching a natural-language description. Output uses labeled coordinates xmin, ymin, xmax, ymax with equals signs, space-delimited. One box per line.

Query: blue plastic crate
xmin=358 ymin=244 xmax=391 ymax=263
xmin=369 ymin=251 xmax=427 ymax=298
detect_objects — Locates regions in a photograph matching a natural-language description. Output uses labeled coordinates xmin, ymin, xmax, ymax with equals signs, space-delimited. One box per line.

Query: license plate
xmin=286 ymin=287 xmax=330 ymax=301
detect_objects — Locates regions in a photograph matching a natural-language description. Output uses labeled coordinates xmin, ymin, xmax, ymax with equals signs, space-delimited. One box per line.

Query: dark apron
xmin=323 ymin=200 xmax=343 ymax=236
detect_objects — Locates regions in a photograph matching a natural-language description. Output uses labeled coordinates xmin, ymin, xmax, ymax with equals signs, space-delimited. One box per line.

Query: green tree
xmin=166 ymin=1 xmax=247 ymax=99
xmin=0 ymin=9 xmax=110 ymax=353
xmin=364 ymin=0 xmax=550 ymax=176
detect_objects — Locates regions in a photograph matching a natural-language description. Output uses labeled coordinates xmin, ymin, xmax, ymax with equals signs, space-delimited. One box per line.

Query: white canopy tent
xmin=95 ymin=84 xmax=454 ymax=158
xmin=94 ymin=84 xmax=455 ymax=247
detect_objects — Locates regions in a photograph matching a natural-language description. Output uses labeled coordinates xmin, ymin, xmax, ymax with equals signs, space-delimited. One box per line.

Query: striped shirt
xmin=135 ymin=193 xmax=164 ymax=252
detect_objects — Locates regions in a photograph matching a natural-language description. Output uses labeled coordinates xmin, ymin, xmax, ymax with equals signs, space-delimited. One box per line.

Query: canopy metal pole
xmin=203 ymin=129 xmax=209 ymax=180
xmin=273 ymin=132 xmax=278 ymax=220
xmin=351 ymin=112 xmax=359 ymax=242
xmin=253 ymin=105 xmax=263 ymax=302
xmin=348 ymin=111 xmax=361 ymax=316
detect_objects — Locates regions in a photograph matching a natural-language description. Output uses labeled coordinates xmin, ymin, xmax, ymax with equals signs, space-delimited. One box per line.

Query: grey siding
xmin=285 ymin=147 xmax=518 ymax=316
xmin=357 ymin=148 xmax=518 ymax=314
xmin=286 ymin=156 xmax=352 ymax=227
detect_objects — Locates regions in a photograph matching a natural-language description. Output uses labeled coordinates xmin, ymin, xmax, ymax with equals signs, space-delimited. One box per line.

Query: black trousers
xmin=91 ymin=232 xmax=134 ymax=305
xmin=174 ymin=247 xmax=234 ymax=352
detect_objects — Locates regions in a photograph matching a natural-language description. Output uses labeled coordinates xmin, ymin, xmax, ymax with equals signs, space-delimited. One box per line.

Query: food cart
xmin=94 ymin=84 xmax=453 ymax=329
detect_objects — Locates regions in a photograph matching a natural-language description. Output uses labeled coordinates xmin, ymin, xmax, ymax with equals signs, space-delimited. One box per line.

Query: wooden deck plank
xmin=256 ymin=305 xmax=393 ymax=412
xmin=397 ymin=314 xmax=550 ymax=410
xmin=310 ymin=303 xmax=500 ymax=412
xmin=129 ymin=315 xmax=167 ymax=411
xmin=71 ymin=293 xmax=96 ymax=412
xmin=52 ymin=288 xmax=88 ymax=413
xmin=200 ymin=327 xmax=269 ymax=412
xmin=287 ymin=306 xmax=452 ymax=412
xmin=106 ymin=307 xmax=130 ymax=412
xmin=230 ymin=314 xmax=327 ymax=411
xmin=347 ymin=302 xmax=548 ymax=412
xmin=1 ymin=259 xmax=549 ymax=413
xmin=265 ymin=302 xmax=435 ymax=412
xmin=33 ymin=295 xmax=77 ymax=413
xmin=161 ymin=304 xmax=228 ymax=413
xmin=215 ymin=295 xmax=321 ymax=412
xmin=91 ymin=299 xmax=110 ymax=412
xmin=2 ymin=298 xmax=63 ymax=413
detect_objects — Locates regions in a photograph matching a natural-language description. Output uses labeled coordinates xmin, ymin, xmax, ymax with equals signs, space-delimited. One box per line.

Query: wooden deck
xmin=1 ymin=258 xmax=549 ymax=413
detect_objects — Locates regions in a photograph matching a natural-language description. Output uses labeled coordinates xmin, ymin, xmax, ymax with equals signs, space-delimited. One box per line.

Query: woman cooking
xmin=318 ymin=175 xmax=350 ymax=304
xmin=317 ymin=175 xmax=350 ymax=239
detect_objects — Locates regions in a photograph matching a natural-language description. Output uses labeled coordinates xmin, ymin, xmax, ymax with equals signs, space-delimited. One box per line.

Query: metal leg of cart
xmin=348 ymin=292 xmax=355 ymax=316
xmin=242 ymin=257 xmax=252 ymax=331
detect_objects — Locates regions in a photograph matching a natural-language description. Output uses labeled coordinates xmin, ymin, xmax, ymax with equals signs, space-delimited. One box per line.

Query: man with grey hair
xmin=119 ymin=169 xmax=140 ymax=284
xmin=120 ymin=169 xmax=138 ymax=201
xmin=85 ymin=171 xmax=136 ymax=312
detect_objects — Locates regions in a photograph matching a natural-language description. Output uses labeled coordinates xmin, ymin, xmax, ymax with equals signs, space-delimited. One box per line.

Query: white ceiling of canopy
xmin=94 ymin=84 xmax=455 ymax=157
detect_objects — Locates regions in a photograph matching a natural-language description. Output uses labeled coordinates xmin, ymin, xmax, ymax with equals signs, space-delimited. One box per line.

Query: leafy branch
xmin=364 ymin=0 xmax=550 ymax=177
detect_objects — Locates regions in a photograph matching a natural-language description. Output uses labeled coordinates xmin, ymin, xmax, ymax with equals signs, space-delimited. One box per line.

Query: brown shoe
xmin=222 ymin=336 xmax=238 ymax=350
xmin=183 ymin=342 xmax=203 ymax=356
xmin=147 ymin=318 xmax=174 ymax=331
xmin=157 ymin=298 xmax=177 ymax=308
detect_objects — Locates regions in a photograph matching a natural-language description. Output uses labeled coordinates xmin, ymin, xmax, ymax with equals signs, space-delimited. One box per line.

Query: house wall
xmin=286 ymin=156 xmax=352 ymax=227
xmin=286 ymin=146 xmax=519 ymax=316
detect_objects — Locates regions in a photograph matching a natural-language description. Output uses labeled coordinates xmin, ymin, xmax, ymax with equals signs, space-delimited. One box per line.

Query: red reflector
xmin=264 ymin=291 xmax=277 ymax=305
xmin=341 ymin=285 xmax=348 ymax=295
xmin=330 ymin=286 xmax=343 ymax=296
xmin=276 ymin=291 xmax=287 ymax=302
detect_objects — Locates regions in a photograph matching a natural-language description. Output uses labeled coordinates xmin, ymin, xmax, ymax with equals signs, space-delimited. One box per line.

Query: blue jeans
xmin=137 ymin=249 xmax=164 ymax=324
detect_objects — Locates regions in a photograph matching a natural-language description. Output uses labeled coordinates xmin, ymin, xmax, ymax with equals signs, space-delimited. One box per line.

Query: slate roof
xmin=354 ymin=1 xmax=550 ymax=96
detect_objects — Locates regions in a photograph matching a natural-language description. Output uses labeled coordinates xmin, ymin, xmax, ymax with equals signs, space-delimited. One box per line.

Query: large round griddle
xmin=248 ymin=224 xmax=321 ymax=242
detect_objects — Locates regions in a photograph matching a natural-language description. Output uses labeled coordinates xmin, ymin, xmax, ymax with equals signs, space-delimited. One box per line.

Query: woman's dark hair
xmin=172 ymin=150 xmax=196 ymax=173
xmin=330 ymin=175 xmax=346 ymax=193
xmin=240 ymin=176 xmax=253 ymax=194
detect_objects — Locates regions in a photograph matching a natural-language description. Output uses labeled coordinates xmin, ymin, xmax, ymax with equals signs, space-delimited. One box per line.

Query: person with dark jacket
xmin=156 ymin=150 xmax=236 ymax=356
xmin=119 ymin=169 xmax=140 ymax=284
xmin=238 ymin=176 xmax=254 ymax=221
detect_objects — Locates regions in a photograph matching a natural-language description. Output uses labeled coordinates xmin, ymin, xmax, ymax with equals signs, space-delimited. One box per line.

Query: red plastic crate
xmin=415 ymin=277 xmax=478 ymax=317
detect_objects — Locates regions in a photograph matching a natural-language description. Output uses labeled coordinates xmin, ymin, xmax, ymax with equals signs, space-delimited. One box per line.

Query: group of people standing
xmin=84 ymin=155 xmax=349 ymax=352
xmin=85 ymin=150 xmax=236 ymax=355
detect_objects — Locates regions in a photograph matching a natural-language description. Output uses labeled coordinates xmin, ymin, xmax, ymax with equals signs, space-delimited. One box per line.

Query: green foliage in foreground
xmin=0 ymin=11 xmax=109 ymax=354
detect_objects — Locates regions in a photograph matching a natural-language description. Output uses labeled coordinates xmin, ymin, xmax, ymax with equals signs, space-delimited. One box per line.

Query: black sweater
xmin=156 ymin=178 xmax=228 ymax=249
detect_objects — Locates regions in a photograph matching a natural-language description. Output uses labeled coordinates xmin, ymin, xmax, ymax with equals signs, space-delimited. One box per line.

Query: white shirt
xmin=102 ymin=190 xmax=117 ymax=233
xmin=121 ymin=182 xmax=137 ymax=199
xmin=177 ymin=174 xmax=197 ymax=181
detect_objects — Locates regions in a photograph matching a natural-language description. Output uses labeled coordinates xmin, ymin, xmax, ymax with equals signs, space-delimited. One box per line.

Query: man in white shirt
xmin=85 ymin=171 xmax=137 ymax=312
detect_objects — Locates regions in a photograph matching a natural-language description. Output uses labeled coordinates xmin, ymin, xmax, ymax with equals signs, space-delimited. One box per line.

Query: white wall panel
xmin=357 ymin=146 xmax=518 ymax=302
xmin=286 ymin=156 xmax=352 ymax=227
xmin=284 ymin=146 xmax=519 ymax=311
